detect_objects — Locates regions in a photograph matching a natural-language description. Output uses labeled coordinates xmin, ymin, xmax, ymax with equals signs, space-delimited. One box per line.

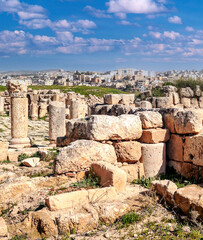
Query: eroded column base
xmin=9 ymin=137 xmax=31 ymax=149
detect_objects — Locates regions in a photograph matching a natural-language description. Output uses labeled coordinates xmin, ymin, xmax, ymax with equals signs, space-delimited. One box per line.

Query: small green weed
xmin=152 ymin=87 xmax=165 ymax=97
xmin=70 ymin=171 xmax=100 ymax=189
xmin=10 ymin=234 xmax=28 ymax=240
xmin=132 ymin=168 xmax=198 ymax=189
xmin=117 ymin=211 xmax=139 ymax=228
xmin=0 ymin=159 xmax=11 ymax=164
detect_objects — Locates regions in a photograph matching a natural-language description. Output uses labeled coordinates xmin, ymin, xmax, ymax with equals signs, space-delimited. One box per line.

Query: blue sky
xmin=0 ymin=0 xmax=203 ymax=71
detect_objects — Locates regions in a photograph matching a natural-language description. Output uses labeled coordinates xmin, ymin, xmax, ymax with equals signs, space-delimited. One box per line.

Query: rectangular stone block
xmin=91 ymin=161 xmax=127 ymax=192
xmin=46 ymin=187 xmax=117 ymax=211
xmin=167 ymin=134 xmax=184 ymax=162
xmin=114 ymin=141 xmax=141 ymax=163
xmin=103 ymin=94 xmax=134 ymax=105
xmin=46 ymin=190 xmax=89 ymax=211
xmin=184 ymin=134 xmax=203 ymax=166
xmin=0 ymin=142 xmax=8 ymax=161
xmin=139 ymin=128 xmax=170 ymax=144
xmin=174 ymin=185 xmax=203 ymax=218
xmin=66 ymin=115 xmax=142 ymax=142
xmin=121 ymin=162 xmax=145 ymax=182
xmin=181 ymin=98 xmax=191 ymax=108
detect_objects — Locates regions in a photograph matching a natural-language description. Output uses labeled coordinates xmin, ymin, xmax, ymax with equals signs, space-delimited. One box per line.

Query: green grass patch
xmin=29 ymin=85 xmax=127 ymax=97
xmin=0 ymin=86 xmax=6 ymax=92
xmin=10 ymin=234 xmax=28 ymax=240
xmin=117 ymin=211 xmax=140 ymax=229
xmin=70 ymin=171 xmax=100 ymax=189
xmin=18 ymin=152 xmax=40 ymax=162
xmin=152 ymin=87 xmax=165 ymax=97
xmin=132 ymin=168 xmax=198 ymax=189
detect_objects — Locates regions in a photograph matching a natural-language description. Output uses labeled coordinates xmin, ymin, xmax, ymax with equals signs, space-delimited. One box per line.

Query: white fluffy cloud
xmin=84 ymin=6 xmax=111 ymax=18
xmin=163 ymin=31 xmax=181 ymax=40
xmin=168 ymin=16 xmax=182 ymax=24
xmin=107 ymin=0 xmax=167 ymax=14
xmin=186 ymin=26 xmax=194 ymax=32
xmin=149 ymin=31 xmax=181 ymax=40
xmin=149 ymin=31 xmax=162 ymax=39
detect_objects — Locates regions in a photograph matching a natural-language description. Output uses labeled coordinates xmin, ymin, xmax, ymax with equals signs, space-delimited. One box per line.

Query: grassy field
xmin=29 ymin=85 xmax=128 ymax=97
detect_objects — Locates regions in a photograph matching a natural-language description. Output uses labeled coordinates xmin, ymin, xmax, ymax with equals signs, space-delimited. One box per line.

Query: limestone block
xmin=91 ymin=161 xmax=127 ymax=192
xmin=27 ymin=211 xmax=58 ymax=238
xmin=46 ymin=189 xmax=89 ymax=211
xmin=180 ymin=87 xmax=194 ymax=98
xmin=151 ymin=180 xmax=177 ymax=205
xmin=46 ymin=187 xmax=117 ymax=211
xmin=103 ymin=94 xmax=134 ymax=105
xmin=190 ymin=98 xmax=199 ymax=109
xmin=110 ymin=105 xmax=134 ymax=116
xmin=199 ymin=97 xmax=203 ymax=109
xmin=0 ymin=217 xmax=8 ymax=238
xmin=139 ymin=128 xmax=170 ymax=144
xmin=121 ymin=163 xmax=145 ymax=182
xmin=94 ymin=201 xmax=130 ymax=224
xmin=88 ymin=187 xmax=117 ymax=203
xmin=174 ymin=111 xmax=202 ymax=134
xmin=163 ymin=109 xmax=180 ymax=133
xmin=56 ymin=211 xmax=98 ymax=235
xmin=54 ymin=140 xmax=117 ymax=174
xmin=173 ymin=92 xmax=180 ymax=105
xmin=174 ymin=184 xmax=203 ymax=218
xmin=181 ymin=98 xmax=191 ymax=108
xmin=0 ymin=179 xmax=35 ymax=211
xmin=49 ymin=101 xmax=66 ymax=143
xmin=66 ymin=118 xmax=88 ymax=141
xmin=86 ymin=115 xmax=142 ymax=141
xmin=139 ymin=111 xmax=163 ymax=129
xmin=156 ymin=97 xmax=171 ymax=108
xmin=195 ymin=85 xmax=201 ymax=97
xmin=140 ymin=101 xmax=152 ymax=109
xmin=141 ymin=143 xmax=166 ymax=178
xmin=21 ymin=157 xmax=40 ymax=167
xmin=114 ymin=141 xmax=142 ymax=163
xmin=0 ymin=142 xmax=9 ymax=161
xmin=0 ymin=96 xmax=5 ymax=114
xmin=184 ymin=134 xmax=203 ymax=166
xmin=167 ymin=134 xmax=184 ymax=161
xmin=163 ymin=85 xmax=177 ymax=93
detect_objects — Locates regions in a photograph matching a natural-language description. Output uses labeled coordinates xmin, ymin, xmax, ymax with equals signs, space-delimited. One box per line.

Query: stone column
xmin=39 ymin=99 xmax=48 ymax=118
xmin=141 ymin=143 xmax=166 ymax=178
xmin=0 ymin=96 xmax=4 ymax=114
xmin=49 ymin=101 xmax=66 ymax=144
xmin=70 ymin=99 xmax=87 ymax=119
xmin=10 ymin=97 xmax=31 ymax=148
xmin=30 ymin=102 xmax=39 ymax=120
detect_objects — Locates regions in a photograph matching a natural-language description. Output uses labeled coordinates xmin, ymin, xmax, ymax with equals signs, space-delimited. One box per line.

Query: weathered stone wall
xmin=135 ymin=85 xmax=203 ymax=109
xmin=57 ymin=105 xmax=203 ymax=182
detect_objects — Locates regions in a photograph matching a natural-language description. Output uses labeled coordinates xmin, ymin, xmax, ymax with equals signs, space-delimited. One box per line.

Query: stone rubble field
xmin=0 ymin=83 xmax=202 ymax=239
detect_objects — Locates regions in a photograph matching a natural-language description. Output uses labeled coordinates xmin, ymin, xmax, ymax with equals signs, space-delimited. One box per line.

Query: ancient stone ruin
xmin=0 ymin=82 xmax=202 ymax=239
